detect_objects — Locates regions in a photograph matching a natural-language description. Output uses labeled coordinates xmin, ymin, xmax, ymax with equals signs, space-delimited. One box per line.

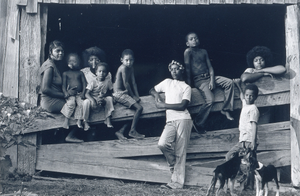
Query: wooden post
xmin=286 ymin=5 xmax=300 ymax=188
xmin=0 ymin=0 xmax=8 ymax=93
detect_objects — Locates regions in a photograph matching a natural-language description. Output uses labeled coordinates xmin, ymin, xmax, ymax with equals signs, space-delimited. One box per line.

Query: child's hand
xmin=91 ymin=99 xmax=97 ymax=109
xmin=155 ymin=101 xmax=165 ymax=109
xmin=64 ymin=92 xmax=70 ymax=99
xmin=209 ymin=80 xmax=215 ymax=90
xmin=97 ymin=98 xmax=106 ymax=106
xmin=68 ymin=86 xmax=77 ymax=96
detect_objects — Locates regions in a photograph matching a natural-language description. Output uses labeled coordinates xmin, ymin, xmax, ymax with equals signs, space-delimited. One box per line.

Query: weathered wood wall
xmin=286 ymin=5 xmax=300 ymax=188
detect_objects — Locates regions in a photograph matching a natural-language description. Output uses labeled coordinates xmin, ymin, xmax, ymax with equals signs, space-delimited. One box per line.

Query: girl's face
xmin=170 ymin=64 xmax=183 ymax=80
xmin=50 ymin=46 xmax=64 ymax=61
xmin=68 ymin=55 xmax=80 ymax=70
xmin=244 ymin=89 xmax=257 ymax=105
xmin=121 ymin=54 xmax=134 ymax=67
xmin=253 ymin=56 xmax=265 ymax=70
xmin=186 ymin=33 xmax=199 ymax=48
xmin=96 ymin=65 xmax=107 ymax=81
xmin=88 ymin=55 xmax=101 ymax=70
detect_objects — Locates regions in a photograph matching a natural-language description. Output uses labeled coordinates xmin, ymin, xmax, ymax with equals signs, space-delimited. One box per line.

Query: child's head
xmin=95 ymin=62 xmax=108 ymax=81
xmin=121 ymin=49 xmax=134 ymax=67
xmin=83 ymin=46 xmax=106 ymax=69
xmin=168 ymin=60 xmax=185 ymax=81
xmin=66 ymin=53 xmax=81 ymax=70
xmin=244 ymin=84 xmax=259 ymax=105
xmin=246 ymin=46 xmax=273 ymax=69
xmin=48 ymin=40 xmax=64 ymax=61
xmin=186 ymin=32 xmax=199 ymax=48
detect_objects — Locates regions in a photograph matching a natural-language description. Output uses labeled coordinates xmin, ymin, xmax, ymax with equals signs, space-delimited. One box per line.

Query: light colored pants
xmin=194 ymin=76 xmax=234 ymax=128
xmin=61 ymin=95 xmax=83 ymax=119
xmin=82 ymin=96 xmax=114 ymax=122
xmin=158 ymin=119 xmax=193 ymax=188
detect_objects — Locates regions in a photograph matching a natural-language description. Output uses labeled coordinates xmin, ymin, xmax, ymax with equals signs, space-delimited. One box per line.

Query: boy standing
xmin=150 ymin=60 xmax=193 ymax=189
xmin=227 ymin=80 xmax=260 ymax=191
xmin=113 ymin=49 xmax=144 ymax=139
xmin=184 ymin=32 xmax=235 ymax=133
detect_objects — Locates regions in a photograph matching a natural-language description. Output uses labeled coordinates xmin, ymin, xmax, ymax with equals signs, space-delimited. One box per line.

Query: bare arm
xmin=131 ymin=69 xmax=140 ymax=101
xmin=233 ymin=79 xmax=244 ymax=100
xmin=85 ymin=89 xmax=97 ymax=109
xmin=254 ymin=65 xmax=286 ymax=75
xmin=240 ymin=72 xmax=264 ymax=83
xmin=149 ymin=88 xmax=163 ymax=102
xmin=41 ymin=68 xmax=65 ymax=98
xmin=121 ymin=67 xmax=136 ymax=99
xmin=184 ymin=49 xmax=192 ymax=86
xmin=250 ymin=121 xmax=258 ymax=150
xmin=80 ymin=72 xmax=87 ymax=99
xmin=62 ymin=72 xmax=69 ymax=98
xmin=205 ymin=50 xmax=215 ymax=90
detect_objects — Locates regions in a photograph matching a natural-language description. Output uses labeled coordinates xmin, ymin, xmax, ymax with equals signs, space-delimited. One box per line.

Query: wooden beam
xmin=0 ymin=0 xmax=8 ymax=93
xmin=19 ymin=5 xmax=41 ymax=105
xmin=2 ymin=0 xmax=19 ymax=98
xmin=286 ymin=4 xmax=300 ymax=188
xmin=22 ymin=77 xmax=290 ymax=134
xmin=26 ymin=0 xmax=38 ymax=13
xmin=40 ymin=4 xmax=48 ymax=65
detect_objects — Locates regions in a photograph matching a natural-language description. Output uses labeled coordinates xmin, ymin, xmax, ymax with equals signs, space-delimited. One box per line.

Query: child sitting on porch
xmin=61 ymin=53 xmax=87 ymax=130
xmin=83 ymin=62 xmax=114 ymax=131
xmin=150 ymin=60 xmax=193 ymax=189
xmin=113 ymin=49 xmax=144 ymax=140
xmin=240 ymin=46 xmax=286 ymax=83
xmin=184 ymin=32 xmax=235 ymax=133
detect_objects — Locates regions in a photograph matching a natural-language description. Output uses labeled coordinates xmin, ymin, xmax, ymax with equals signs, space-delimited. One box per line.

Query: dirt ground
xmin=1 ymin=173 xmax=300 ymax=196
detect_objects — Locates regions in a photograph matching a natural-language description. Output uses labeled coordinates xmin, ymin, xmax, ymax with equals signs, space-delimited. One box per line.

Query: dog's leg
xmin=229 ymin=178 xmax=238 ymax=196
xmin=206 ymin=176 xmax=217 ymax=196
xmin=264 ymin=183 xmax=268 ymax=196
xmin=274 ymin=169 xmax=280 ymax=196
xmin=216 ymin=177 xmax=225 ymax=196
xmin=255 ymin=175 xmax=260 ymax=196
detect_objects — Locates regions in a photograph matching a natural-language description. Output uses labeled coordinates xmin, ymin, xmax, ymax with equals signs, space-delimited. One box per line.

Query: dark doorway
xmin=47 ymin=4 xmax=286 ymax=96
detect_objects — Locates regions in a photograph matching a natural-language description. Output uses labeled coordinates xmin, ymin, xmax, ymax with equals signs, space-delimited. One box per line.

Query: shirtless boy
xmin=184 ymin=32 xmax=235 ymax=133
xmin=113 ymin=49 xmax=144 ymax=139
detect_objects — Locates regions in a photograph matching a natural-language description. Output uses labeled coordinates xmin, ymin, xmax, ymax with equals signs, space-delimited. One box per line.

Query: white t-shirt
xmin=154 ymin=78 xmax=192 ymax=122
xmin=239 ymin=99 xmax=260 ymax=142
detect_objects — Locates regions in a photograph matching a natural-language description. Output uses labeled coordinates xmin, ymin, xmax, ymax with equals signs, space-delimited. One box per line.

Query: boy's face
xmin=170 ymin=64 xmax=183 ymax=80
xmin=50 ymin=46 xmax=64 ymax=61
xmin=96 ymin=65 xmax=107 ymax=81
xmin=121 ymin=54 xmax=134 ymax=67
xmin=253 ymin=56 xmax=265 ymax=70
xmin=186 ymin=33 xmax=199 ymax=48
xmin=244 ymin=89 xmax=257 ymax=105
xmin=68 ymin=55 xmax=80 ymax=70
xmin=88 ymin=55 xmax=101 ymax=70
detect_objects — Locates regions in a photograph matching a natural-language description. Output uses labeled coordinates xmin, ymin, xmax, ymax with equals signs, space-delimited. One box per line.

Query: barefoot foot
xmin=62 ymin=118 xmax=70 ymax=129
xmin=129 ymin=129 xmax=145 ymax=139
xmin=107 ymin=124 xmax=114 ymax=128
xmin=83 ymin=121 xmax=90 ymax=131
xmin=77 ymin=120 xmax=83 ymax=129
xmin=221 ymin=110 xmax=234 ymax=121
xmin=115 ymin=131 xmax=127 ymax=140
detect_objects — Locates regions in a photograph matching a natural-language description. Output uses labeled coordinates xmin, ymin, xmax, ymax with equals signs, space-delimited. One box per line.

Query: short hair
xmin=66 ymin=53 xmax=80 ymax=62
xmin=186 ymin=32 xmax=197 ymax=42
xmin=246 ymin=46 xmax=273 ymax=68
xmin=121 ymin=49 xmax=134 ymax=58
xmin=96 ymin=62 xmax=108 ymax=71
xmin=244 ymin=84 xmax=259 ymax=98
xmin=82 ymin=46 xmax=106 ymax=68
xmin=48 ymin=40 xmax=64 ymax=58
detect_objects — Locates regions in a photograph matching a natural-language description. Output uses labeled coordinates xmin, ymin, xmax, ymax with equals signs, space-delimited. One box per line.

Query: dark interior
xmin=47 ymin=4 xmax=286 ymax=96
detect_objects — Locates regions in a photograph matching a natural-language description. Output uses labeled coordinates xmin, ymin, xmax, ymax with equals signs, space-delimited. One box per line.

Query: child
xmin=61 ymin=53 xmax=87 ymax=130
xmin=184 ymin=32 xmax=235 ymax=133
xmin=82 ymin=62 xmax=114 ymax=131
xmin=227 ymin=80 xmax=260 ymax=191
xmin=150 ymin=60 xmax=193 ymax=189
xmin=240 ymin=46 xmax=286 ymax=83
xmin=113 ymin=49 xmax=144 ymax=140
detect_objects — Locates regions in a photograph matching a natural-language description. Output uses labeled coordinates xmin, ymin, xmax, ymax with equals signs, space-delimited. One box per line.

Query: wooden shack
xmin=0 ymin=0 xmax=299 ymax=189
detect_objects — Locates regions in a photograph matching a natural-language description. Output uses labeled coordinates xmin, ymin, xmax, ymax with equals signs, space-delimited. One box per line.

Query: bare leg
xmin=115 ymin=123 xmax=128 ymax=140
xmin=83 ymin=120 xmax=90 ymax=131
xmin=62 ymin=117 xmax=70 ymax=129
xmin=77 ymin=119 xmax=83 ymax=128
xmin=106 ymin=117 xmax=113 ymax=128
xmin=128 ymin=103 xmax=145 ymax=139
xmin=221 ymin=110 xmax=234 ymax=121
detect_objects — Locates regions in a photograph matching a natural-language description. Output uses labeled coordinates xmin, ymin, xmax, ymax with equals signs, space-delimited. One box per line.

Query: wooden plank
xmin=17 ymin=0 xmax=28 ymax=5
xmin=22 ymin=77 xmax=290 ymax=133
xmin=19 ymin=6 xmax=41 ymax=106
xmin=286 ymin=5 xmax=300 ymax=187
xmin=5 ymin=145 xmax=18 ymax=172
xmin=0 ymin=0 xmax=8 ymax=93
xmin=75 ymin=0 xmax=91 ymax=4
xmin=36 ymin=121 xmax=290 ymax=160
xmin=40 ymin=4 xmax=48 ymax=65
xmin=153 ymin=0 xmax=164 ymax=4
xmin=36 ymin=157 xmax=212 ymax=186
xmin=164 ymin=0 xmax=175 ymax=4
xmin=26 ymin=0 xmax=38 ymax=13
xmin=17 ymin=133 xmax=37 ymax=175
xmin=2 ymin=0 xmax=19 ymax=98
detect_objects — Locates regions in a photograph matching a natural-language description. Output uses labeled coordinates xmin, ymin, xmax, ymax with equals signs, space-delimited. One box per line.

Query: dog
xmin=254 ymin=162 xmax=279 ymax=196
xmin=206 ymin=149 xmax=252 ymax=196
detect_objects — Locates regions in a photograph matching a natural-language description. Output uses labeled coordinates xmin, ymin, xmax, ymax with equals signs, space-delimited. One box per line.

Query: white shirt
xmin=239 ymin=99 xmax=260 ymax=142
xmin=154 ymin=78 xmax=192 ymax=122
